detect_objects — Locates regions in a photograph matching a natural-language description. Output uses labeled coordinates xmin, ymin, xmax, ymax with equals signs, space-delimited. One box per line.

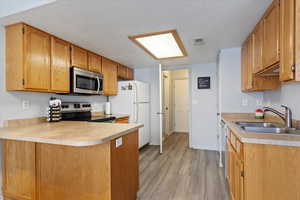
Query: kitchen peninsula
xmin=0 ymin=120 xmax=143 ymax=200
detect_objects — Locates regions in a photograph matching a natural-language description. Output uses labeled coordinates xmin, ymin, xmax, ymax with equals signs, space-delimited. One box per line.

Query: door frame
xmin=161 ymin=66 xmax=192 ymax=148
xmin=162 ymin=71 xmax=171 ymax=137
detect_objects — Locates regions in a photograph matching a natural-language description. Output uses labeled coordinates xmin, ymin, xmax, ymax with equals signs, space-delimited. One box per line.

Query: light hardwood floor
xmin=138 ymin=133 xmax=229 ymax=200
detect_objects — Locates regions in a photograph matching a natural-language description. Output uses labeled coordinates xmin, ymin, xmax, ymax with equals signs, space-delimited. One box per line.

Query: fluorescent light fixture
xmin=129 ymin=30 xmax=187 ymax=60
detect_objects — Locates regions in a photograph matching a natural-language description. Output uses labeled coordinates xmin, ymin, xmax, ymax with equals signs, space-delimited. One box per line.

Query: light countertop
xmin=221 ymin=113 xmax=300 ymax=147
xmin=0 ymin=121 xmax=143 ymax=147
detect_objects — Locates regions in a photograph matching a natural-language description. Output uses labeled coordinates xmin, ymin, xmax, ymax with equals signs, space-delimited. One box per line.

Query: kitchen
xmin=0 ymin=0 xmax=300 ymax=200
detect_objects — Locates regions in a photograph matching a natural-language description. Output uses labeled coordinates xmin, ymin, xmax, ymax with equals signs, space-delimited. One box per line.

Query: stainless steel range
xmin=61 ymin=102 xmax=116 ymax=123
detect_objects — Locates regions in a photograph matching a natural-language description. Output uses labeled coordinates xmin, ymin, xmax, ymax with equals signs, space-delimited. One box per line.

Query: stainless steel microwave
xmin=70 ymin=67 xmax=103 ymax=95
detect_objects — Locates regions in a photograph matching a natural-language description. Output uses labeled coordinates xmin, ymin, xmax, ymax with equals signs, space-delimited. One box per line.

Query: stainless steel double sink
xmin=235 ymin=121 xmax=300 ymax=135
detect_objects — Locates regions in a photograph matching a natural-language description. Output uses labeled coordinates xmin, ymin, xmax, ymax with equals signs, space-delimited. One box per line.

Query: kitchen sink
xmin=235 ymin=122 xmax=285 ymax=128
xmin=235 ymin=121 xmax=300 ymax=135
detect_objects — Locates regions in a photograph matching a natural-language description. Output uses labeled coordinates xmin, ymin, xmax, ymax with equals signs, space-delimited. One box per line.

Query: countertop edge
xmin=0 ymin=124 xmax=143 ymax=147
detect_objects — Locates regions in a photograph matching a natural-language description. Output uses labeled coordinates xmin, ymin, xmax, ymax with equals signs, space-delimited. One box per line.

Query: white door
xmin=174 ymin=79 xmax=189 ymax=132
xmin=162 ymin=72 xmax=170 ymax=137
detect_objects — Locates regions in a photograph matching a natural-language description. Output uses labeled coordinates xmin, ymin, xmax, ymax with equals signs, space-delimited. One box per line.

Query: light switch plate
xmin=116 ymin=137 xmax=123 ymax=148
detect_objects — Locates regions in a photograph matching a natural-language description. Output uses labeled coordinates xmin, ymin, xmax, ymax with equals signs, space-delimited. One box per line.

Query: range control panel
xmin=61 ymin=102 xmax=92 ymax=113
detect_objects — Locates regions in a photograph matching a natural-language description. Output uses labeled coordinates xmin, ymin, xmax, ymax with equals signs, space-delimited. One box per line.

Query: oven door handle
xmin=96 ymin=77 xmax=100 ymax=94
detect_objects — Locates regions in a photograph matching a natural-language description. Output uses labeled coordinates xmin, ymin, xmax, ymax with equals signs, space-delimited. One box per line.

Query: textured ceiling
xmin=0 ymin=0 xmax=272 ymax=68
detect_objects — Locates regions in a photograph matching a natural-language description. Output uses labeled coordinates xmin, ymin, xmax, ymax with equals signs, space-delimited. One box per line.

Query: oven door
xmin=71 ymin=67 xmax=103 ymax=95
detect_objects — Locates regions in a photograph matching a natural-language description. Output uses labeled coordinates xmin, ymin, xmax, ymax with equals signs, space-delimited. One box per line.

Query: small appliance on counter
xmin=47 ymin=97 xmax=62 ymax=122
xmin=105 ymin=102 xmax=111 ymax=115
xmin=61 ymin=102 xmax=116 ymax=123
xmin=255 ymin=109 xmax=264 ymax=119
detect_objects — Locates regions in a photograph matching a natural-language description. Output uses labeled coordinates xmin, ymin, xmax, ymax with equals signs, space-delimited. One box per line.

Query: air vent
xmin=193 ymin=38 xmax=205 ymax=46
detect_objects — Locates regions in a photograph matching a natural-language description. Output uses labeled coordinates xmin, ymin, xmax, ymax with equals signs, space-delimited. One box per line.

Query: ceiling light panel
xmin=129 ymin=30 xmax=187 ymax=60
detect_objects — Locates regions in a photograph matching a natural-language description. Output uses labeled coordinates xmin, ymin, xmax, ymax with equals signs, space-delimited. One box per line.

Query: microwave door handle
xmin=97 ymin=77 xmax=100 ymax=93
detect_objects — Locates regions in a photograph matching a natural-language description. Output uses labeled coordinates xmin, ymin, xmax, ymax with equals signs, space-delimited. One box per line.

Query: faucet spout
xmin=263 ymin=105 xmax=292 ymax=128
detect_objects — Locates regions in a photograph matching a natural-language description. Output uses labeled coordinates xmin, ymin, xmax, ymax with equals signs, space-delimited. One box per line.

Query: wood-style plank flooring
xmin=138 ymin=133 xmax=229 ymax=200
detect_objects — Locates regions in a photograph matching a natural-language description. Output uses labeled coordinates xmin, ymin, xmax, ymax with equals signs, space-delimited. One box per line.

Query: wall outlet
xmin=116 ymin=137 xmax=123 ymax=148
xmin=256 ymin=99 xmax=263 ymax=106
xmin=22 ymin=100 xmax=30 ymax=110
xmin=242 ymin=98 xmax=248 ymax=106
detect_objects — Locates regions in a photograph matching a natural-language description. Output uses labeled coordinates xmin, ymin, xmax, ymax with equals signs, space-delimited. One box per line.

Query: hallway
xmin=138 ymin=133 xmax=229 ymax=200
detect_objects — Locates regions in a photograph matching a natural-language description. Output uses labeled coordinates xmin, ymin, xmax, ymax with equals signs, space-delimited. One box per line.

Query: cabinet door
xmin=280 ymin=0 xmax=295 ymax=81
xmin=241 ymin=42 xmax=248 ymax=91
xmin=50 ymin=37 xmax=70 ymax=92
xmin=111 ymin=131 xmax=139 ymax=200
xmin=36 ymin=143 xmax=111 ymax=200
xmin=126 ymin=67 xmax=134 ymax=80
xmin=24 ymin=25 xmax=50 ymax=90
xmin=88 ymin=52 xmax=102 ymax=73
xmin=263 ymin=0 xmax=280 ymax=68
xmin=71 ymin=45 xmax=88 ymax=70
xmin=2 ymin=141 xmax=36 ymax=200
xmin=117 ymin=64 xmax=127 ymax=79
xmin=253 ymin=21 xmax=264 ymax=74
xmin=234 ymin=154 xmax=244 ymax=200
xmin=102 ymin=57 xmax=118 ymax=96
xmin=246 ymin=36 xmax=254 ymax=90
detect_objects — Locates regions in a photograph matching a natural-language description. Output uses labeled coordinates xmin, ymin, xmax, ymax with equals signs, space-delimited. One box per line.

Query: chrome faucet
xmin=263 ymin=105 xmax=292 ymax=128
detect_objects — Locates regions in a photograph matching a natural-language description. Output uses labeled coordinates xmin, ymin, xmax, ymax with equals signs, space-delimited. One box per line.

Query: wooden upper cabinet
xmin=102 ymin=57 xmax=118 ymax=96
xmin=241 ymin=41 xmax=249 ymax=91
xmin=88 ymin=52 xmax=102 ymax=73
xmin=241 ymin=36 xmax=253 ymax=91
xmin=51 ymin=37 xmax=71 ymax=93
xmin=253 ymin=21 xmax=264 ymax=74
xmin=280 ymin=0 xmax=295 ymax=81
xmin=126 ymin=67 xmax=134 ymax=80
xmin=6 ymin=23 xmax=51 ymax=91
xmin=117 ymin=64 xmax=127 ymax=79
xmin=263 ymin=0 xmax=280 ymax=69
xmin=71 ymin=45 xmax=88 ymax=70
xmin=24 ymin=25 xmax=51 ymax=90
xmin=246 ymin=36 xmax=254 ymax=90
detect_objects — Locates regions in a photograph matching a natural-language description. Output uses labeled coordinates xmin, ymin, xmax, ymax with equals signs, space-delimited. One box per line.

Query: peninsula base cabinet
xmin=2 ymin=131 xmax=139 ymax=200
xmin=227 ymin=130 xmax=300 ymax=200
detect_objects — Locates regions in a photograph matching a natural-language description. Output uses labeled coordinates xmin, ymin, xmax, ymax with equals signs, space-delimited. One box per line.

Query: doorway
xmin=161 ymin=69 xmax=189 ymax=142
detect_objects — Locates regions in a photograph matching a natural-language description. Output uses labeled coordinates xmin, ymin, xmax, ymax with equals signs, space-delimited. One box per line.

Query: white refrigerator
xmin=110 ymin=81 xmax=150 ymax=148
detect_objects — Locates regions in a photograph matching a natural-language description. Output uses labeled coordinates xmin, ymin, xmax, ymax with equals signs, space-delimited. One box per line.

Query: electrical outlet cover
xmin=116 ymin=137 xmax=123 ymax=148
xmin=22 ymin=100 xmax=30 ymax=110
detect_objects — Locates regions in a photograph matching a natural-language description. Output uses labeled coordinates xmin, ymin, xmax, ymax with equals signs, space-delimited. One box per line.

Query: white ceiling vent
xmin=193 ymin=38 xmax=205 ymax=46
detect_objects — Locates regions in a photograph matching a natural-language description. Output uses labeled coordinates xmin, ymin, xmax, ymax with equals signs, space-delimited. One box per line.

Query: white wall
xmin=134 ymin=67 xmax=160 ymax=145
xmin=218 ymin=48 xmax=263 ymax=113
xmin=189 ymin=63 xmax=218 ymax=150
xmin=136 ymin=64 xmax=220 ymax=150
xmin=263 ymin=82 xmax=300 ymax=120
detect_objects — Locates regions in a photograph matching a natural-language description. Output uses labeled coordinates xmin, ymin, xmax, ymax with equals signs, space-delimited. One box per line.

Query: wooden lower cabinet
xmin=2 ymin=141 xmax=36 ymax=200
xmin=227 ymin=130 xmax=300 ymax=200
xmin=2 ymin=131 xmax=139 ymax=200
xmin=111 ymin=131 xmax=139 ymax=200
xmin=227 ymin=139 xmax=244 ymax=200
